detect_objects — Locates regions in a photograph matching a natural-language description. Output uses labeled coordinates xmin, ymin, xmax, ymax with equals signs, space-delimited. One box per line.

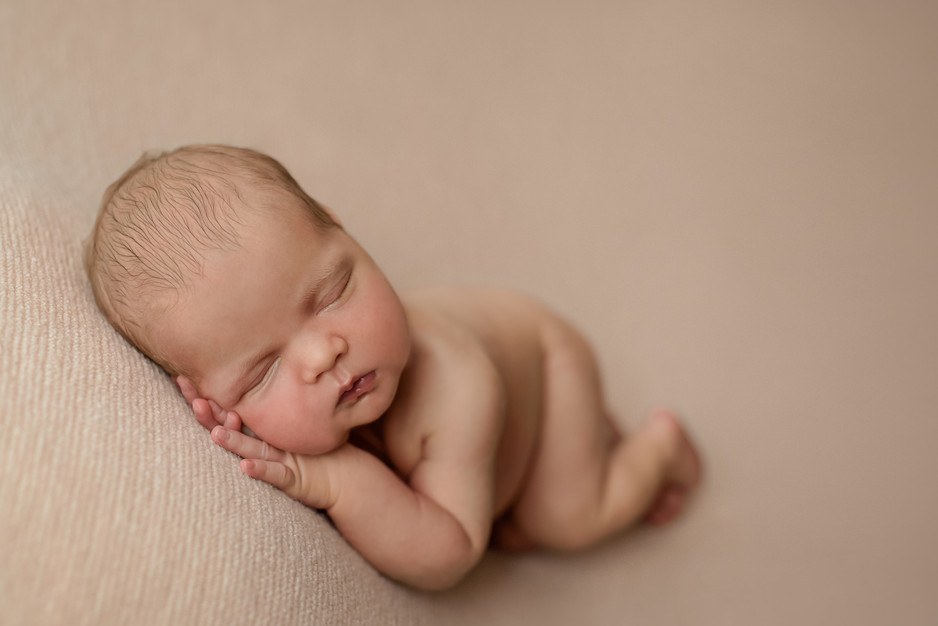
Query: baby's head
xmin=87 ymin=144 xmax=336 ymax=373
xmin=87 ymin=145 xmax=411 ymax=454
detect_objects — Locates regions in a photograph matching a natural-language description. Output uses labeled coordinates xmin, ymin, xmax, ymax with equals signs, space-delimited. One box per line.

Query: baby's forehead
xmin=141 ymin=208 xmax=332 ymax=384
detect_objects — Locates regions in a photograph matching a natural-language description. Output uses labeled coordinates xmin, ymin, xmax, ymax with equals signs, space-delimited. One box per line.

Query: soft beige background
xmin=2 ymin=1 xmax=937 ymax=624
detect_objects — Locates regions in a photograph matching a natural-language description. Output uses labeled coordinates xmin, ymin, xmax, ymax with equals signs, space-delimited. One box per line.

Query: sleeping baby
xmin=85 ymin=144 xmax=701 ymax=590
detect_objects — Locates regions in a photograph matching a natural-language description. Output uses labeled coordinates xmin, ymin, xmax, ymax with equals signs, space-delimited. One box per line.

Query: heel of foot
xmin=644 ymin=486 xmax=686 ymax=526
xmin=650 ymin=410 xmax=703 ymax=490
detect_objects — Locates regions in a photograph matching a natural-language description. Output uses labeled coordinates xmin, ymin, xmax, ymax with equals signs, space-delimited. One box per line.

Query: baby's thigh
xmin=511 ymin=318 xmax=619 ymax=539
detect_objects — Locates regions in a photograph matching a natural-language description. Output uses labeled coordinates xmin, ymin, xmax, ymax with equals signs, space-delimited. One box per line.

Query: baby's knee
xmin=536 ymin=517 xmax=603 ymax=551
xmin=513 ymin=496 xmax=604 ymax=551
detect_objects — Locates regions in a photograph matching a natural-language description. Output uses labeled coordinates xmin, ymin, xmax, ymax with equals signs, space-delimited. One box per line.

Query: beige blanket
xmin=3 ymin=1 xmax=937 ymax=624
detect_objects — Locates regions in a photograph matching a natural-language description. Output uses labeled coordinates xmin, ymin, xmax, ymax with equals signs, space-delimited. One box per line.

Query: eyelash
xmin=247 ymin=358 xmax=279 ymax=395
xmin=245 ymin=271 xmax=353 ymax=397
xmin=322 ymin=271 xmax=352 ymax=312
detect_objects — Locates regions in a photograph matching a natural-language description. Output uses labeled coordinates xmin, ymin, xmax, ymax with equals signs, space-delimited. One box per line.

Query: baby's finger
xmin=206 ymin=401 xmax=243 ymax=432
xmin=207 ymin=400 xmax=230 ymax=427
xmin=211 ymin=426 xmax=284 ymax=463
xmin=240 ymin=459 xmax=296 ymax=494
xmin=222 ymin=409 xmax=242 ymax=431
xmin=176 ymin=376 xmax=199 ymax=405
xmin=192 ymin=398 xmax=218 ymax=431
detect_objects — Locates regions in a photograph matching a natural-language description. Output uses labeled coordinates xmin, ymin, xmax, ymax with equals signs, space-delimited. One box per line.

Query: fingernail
xmin=212 ymin=426 xmax=229 ymax=444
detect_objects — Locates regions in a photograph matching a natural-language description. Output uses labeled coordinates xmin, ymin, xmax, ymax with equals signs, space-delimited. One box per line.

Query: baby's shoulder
xmin=383 ymin=291 xmax=510 ymax=471
xmin=399 ymin=293 xmax=504 ymax=397
xmin=405 ymin=287 xmax=555 ymax=367
xmin=402 ymin=286 xmax=553 ymax=334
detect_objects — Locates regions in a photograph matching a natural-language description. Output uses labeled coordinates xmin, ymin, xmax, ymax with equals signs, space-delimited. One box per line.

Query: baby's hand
xmin=175 ymin=375 xmax=334 ymax=509
xmin=175 ymin=375 xmax=243 ymax=432
xmin=210 ymin=425 xmax=336 ymax=510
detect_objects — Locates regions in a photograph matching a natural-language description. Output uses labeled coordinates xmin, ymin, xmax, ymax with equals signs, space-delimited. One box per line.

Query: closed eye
xmin=245 ymin=357 xmax=280 ymax=397
xmin=321 ymin=270 xmax=353 ymax=312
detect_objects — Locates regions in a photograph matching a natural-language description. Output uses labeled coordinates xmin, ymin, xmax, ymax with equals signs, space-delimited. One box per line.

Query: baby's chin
xmin=251 ymin=393 xmax=390 ymax=456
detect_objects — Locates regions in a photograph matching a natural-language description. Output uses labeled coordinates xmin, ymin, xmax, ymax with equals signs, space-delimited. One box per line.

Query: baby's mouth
xmin=337 ymin=371 xmax=377 ymax=406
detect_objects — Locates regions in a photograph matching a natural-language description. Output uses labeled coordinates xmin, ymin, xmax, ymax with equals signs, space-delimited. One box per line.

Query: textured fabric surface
xmin=0 ymin=190 xmax=445 ymax=625
xmin=3 ymin=1 xmax=938 ymax=624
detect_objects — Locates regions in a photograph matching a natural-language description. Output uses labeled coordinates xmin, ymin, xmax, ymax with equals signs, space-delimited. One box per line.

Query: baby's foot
xmin=643 ymin=411 xmax=702 ymax=526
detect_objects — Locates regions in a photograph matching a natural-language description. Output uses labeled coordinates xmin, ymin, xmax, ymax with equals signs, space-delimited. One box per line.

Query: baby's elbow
xmin=403 ymin=533 xmax=485 ymax=591
xmin=407 ymin=558 xmax=477 ymax=591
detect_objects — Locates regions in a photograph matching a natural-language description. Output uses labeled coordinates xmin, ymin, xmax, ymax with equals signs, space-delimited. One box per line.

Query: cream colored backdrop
xmin=2 ymin=1 xmax=937 ymax=624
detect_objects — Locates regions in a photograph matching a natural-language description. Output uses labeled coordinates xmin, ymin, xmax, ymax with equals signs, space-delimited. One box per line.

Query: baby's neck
xmin=348 ymin=419 xmax=389 ymax=464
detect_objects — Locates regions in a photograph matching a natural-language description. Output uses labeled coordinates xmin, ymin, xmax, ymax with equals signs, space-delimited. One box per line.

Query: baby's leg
xmin=509 ymin=318 xmax=701 ymax=551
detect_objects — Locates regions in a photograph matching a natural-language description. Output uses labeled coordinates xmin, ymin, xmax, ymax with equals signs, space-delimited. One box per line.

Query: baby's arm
xmin=211 ymin=427 xmax=492 ymax=590
xmin=191 ymin=396 xmax=498 ymax=591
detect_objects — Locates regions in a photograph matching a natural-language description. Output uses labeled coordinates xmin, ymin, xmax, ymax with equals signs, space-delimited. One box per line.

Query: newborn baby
xmin=85 ymin=144 xmax=701 ymax=590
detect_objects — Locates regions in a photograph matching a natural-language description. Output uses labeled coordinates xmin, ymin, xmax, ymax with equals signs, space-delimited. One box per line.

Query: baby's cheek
xmin=235 ymin=412 xmax=262 ymax=440
xmin=239 ymin=399 xmax=303 ymax=450
xmin=235 ymin=401 xmax=273 ymax=441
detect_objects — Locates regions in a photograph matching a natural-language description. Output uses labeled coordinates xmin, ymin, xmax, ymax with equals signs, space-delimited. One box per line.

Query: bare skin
xmin=118 ymin=167 xmax=703 ymax=590
xmin=89 ymin=145 xmax=703 ymax=591
xmin=174 ymin=267 xmax=701 ymax=589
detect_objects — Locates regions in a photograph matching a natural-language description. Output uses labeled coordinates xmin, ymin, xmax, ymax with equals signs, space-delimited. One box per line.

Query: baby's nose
xmin=299 ymin=332 xmax=348 ymax=384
